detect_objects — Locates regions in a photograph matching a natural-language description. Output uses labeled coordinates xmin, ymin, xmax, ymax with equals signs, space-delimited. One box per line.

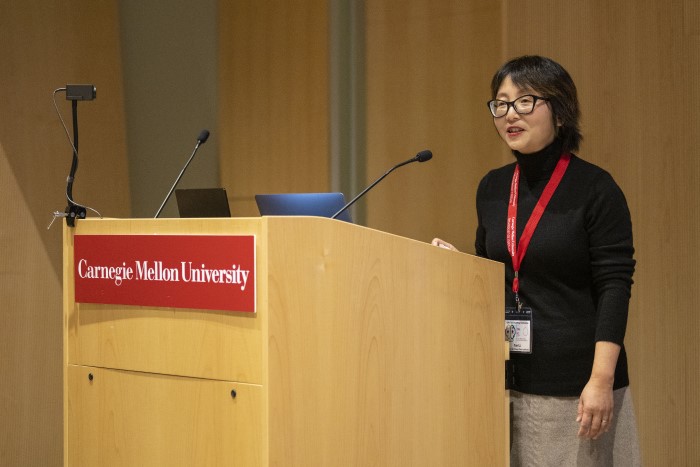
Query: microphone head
xmin=415 ymin=150 xmax=432 ymax=162
xmin=197 ymin=129 xmax=210 ymax=144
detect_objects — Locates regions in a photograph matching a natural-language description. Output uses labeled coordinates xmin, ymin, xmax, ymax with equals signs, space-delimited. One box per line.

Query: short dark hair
xmin=490 ymin=55 xmax=582 ymax=153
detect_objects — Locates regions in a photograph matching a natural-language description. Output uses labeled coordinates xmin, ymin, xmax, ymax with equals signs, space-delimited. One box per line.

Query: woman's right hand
xmin=431 ymin=238 xmax=459 ymax=252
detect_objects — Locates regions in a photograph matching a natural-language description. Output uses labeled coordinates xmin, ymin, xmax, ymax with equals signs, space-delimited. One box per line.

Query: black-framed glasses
xmin=487 ymin=95 xmax=549 ymax=118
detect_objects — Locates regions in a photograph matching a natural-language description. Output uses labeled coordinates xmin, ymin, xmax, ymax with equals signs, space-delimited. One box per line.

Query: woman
xmin=433 ymin=55 xmax=640 ymax=465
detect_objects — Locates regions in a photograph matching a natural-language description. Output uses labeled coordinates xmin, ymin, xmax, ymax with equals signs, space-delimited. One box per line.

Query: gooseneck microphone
xmin=154 ymin=129 xmax=210 ymax=218
xmin=331 ymin=149 xmax=433 ymax=220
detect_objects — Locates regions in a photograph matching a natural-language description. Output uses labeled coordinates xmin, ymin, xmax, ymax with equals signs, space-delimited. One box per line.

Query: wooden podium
xmin=63 ymin=217 xmax=507 ymax=466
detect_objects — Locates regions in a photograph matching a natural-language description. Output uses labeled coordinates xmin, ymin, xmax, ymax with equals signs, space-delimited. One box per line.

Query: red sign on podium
xmin=74 ymin=235 xmax=256 ymax=313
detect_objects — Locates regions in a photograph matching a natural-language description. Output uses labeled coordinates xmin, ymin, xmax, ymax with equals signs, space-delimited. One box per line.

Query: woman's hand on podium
xmin=431 ymin=238 xmax=459 ymax=252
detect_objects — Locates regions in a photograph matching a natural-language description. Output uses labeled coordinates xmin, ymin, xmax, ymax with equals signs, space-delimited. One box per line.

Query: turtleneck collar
xmin=514 ymin=138 xmax=565 ymax=184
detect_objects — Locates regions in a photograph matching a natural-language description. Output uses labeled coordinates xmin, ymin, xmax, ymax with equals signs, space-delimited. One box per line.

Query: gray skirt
xmin=510 ymin=386 xmax=641 ymax=466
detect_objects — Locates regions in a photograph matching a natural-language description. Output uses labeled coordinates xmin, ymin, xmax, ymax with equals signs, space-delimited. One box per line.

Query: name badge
xmin=505 ymin=307 xmax=532 ymax=354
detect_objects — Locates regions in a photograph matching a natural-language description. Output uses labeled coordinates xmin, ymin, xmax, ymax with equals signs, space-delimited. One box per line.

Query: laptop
xmin=175 ymin=188 xmax=231 ymax=218
xmin=254 ymin=192 xmax=352 ymax=222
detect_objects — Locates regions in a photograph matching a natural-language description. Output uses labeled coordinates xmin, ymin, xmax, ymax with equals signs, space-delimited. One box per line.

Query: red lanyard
xmin=507 ymin=153 xmax=571 ymax=307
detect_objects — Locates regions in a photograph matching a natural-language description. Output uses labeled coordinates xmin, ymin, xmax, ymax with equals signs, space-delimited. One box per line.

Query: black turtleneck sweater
xmin=475 ymin=140 xmax=635 ymax=396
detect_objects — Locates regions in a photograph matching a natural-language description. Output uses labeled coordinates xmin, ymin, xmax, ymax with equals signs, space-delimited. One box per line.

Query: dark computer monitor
xmin=254 ymin=192 xmax=352 ymax=222
xmin=175 ymin=188 xmax=231 ymax=218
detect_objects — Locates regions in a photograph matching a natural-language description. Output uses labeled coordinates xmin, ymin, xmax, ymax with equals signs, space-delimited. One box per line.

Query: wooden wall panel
xmin=218 ymin=0 xmax=330 ymax=217
xmin=364 ymin=0 xmax=505 ymax=252
xmin=500 ymin=1 xmax=699 ymax=465
xmin=0 ymin=1 xmax=129 ymax=466
xmin=681 ymin=6 xmax=700 ymax=464
xmin=119 ymin=0 xmax=219 ymax=218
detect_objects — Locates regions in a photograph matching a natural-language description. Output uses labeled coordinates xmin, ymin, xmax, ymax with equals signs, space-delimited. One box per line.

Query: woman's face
xmin=493 ymin=76 xmax=558 ymax=154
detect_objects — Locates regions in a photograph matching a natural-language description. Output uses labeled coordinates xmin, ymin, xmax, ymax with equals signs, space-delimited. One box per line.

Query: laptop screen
xmin=254 ymin=192 xmax=352 ymax=222
xmin=175 ymin=188 xmax=231 ymax=218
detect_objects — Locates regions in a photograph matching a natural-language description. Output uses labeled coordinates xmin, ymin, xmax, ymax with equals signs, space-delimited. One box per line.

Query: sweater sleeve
xmin=474 ymin=174 xmax=489 ymax=258
xmin=586 ymin=171 xmax=636 ymax=345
